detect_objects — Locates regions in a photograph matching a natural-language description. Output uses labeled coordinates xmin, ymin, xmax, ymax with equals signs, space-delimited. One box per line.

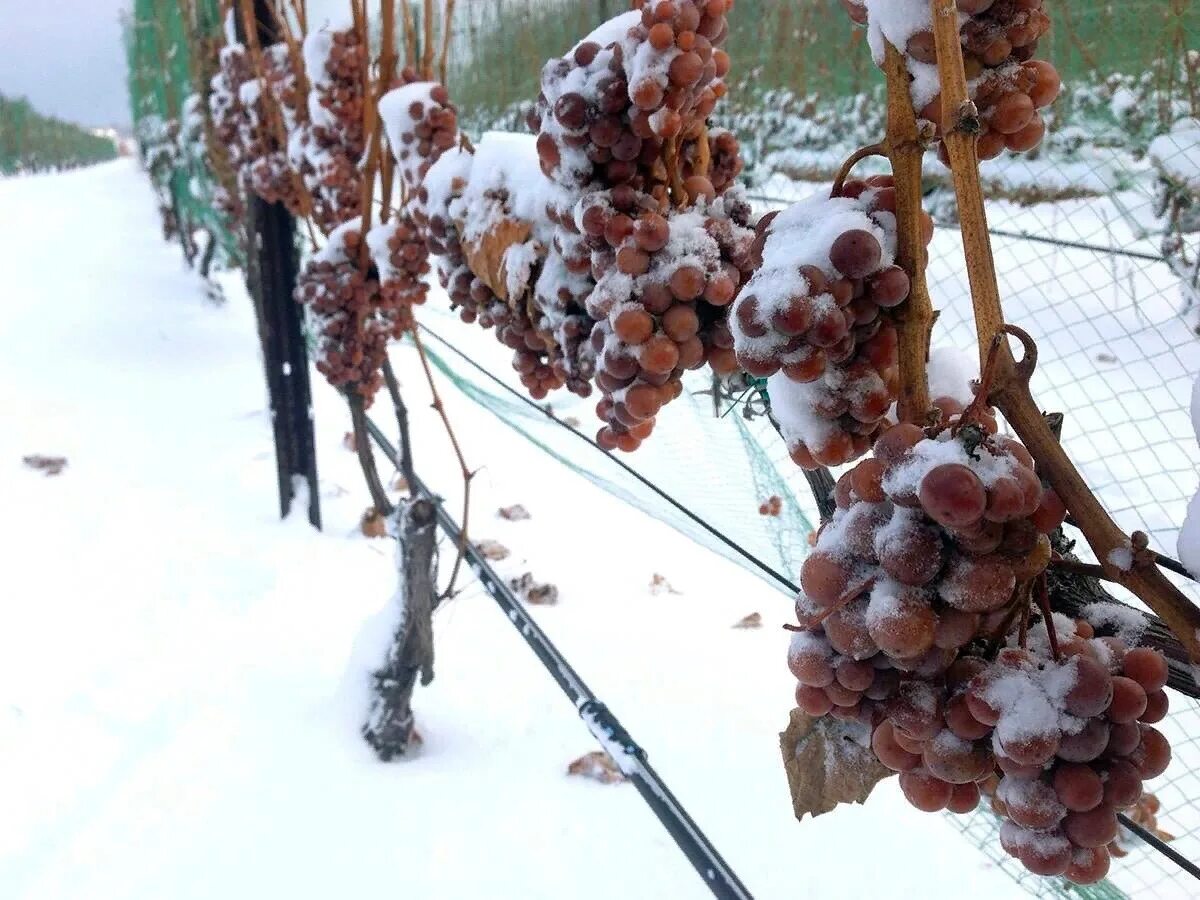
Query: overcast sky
xmin=0 ymin=0 xmax=133 ymax=129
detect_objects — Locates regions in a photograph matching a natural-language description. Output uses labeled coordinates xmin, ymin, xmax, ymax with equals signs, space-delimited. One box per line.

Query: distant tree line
xmin=0 ymin=94 xmax=119 ymax=175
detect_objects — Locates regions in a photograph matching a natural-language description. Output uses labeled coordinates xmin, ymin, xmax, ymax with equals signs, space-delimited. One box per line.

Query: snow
xmin=1149 ymin=119 xmax=1200 ymax=189
xmin=0 ymin=161 xmax=1024 ymax=898
xmin=1179 ymin=371 xmax=1200 ymax=578
xmin=927 ymin=345 xmax=978 ymax=405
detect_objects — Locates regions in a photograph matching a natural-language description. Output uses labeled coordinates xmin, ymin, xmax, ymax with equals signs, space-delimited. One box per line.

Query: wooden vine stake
xmin=928 ymin=0 xmax=1200 ymax=663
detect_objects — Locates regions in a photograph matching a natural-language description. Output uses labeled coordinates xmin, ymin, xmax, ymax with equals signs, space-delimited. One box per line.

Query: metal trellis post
xmin=240 ymin=0 xmax=321 ymax=528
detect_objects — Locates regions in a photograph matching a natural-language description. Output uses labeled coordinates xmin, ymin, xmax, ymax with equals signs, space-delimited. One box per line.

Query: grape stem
xmin=882 ymin=41 xmax=936 ymax=424
xmin=1049 ymin=557 xmax=1114 ymax=583
xmin=928 ymin=0 xmax=1200 ymax=664
xmin=411 ymin=328 xmax=475 ymax=602
xmin=1034 ymin=574 xmax=1061 ymax=661
xmin=828 ymin=142 xmax=886 ymax=198
xmin=784 ymin=575 xmax=877 ymax=631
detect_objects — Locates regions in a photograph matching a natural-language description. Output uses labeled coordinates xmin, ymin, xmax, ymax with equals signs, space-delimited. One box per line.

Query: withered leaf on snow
xmin=22 ymin=455 xmax=67 ymax=476
xmin=566 ymin=750 xmax=625 ymax=785
xmin=649 ymin=573 xmax=681 ymax=595
xmin=497 ymin=504 xmax=531 ymax=521
xmin=780 ymin=708 xmax=890 ymax=821
xmin=360 ymin=508 xmax=388 ymax=539
xmin=510 ymin=572 xmax=559 ymax=605
xmin=474 ymin=539 xmax=511 ymax=561
xmin=732 ymin=612 xmax=763 ymax=629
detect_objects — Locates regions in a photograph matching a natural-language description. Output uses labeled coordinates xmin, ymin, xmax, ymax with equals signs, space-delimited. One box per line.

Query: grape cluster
xmin=294 ymin=222 xmax=389 ymax=400
xmin=583 ymin=192 xmax=752 ymax=450
xmin=787 ymin=419 xmax=1173 ymax=884
xmin=207 ymin=41 xmax=304 ymax=215
xmin=295 ymin=24 xmax=367 ymax=231
xmin=734 ymin=176 xmax=933 ymax=468
xmin=842 ymin=0 xmax=1061 ymax=161
xmin=379 ymin=71 xmax=460 ymax=194
xmin=976 ymin=637 xmax=1172 ymax=881
xmin=530 ymin=0 xmax=750 ymax=450
xmin=416 ymin=143 xmax=571 ymax=401
xmin=366 ymin=213 xmax=431 ymax=339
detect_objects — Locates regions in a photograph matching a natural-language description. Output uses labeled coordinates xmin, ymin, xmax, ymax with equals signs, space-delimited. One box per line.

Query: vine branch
xmin=928 ymin=0 xmax=1200 ymax=662
xmin=882 ymin=42 xmax=935 ymax=424
xmin=411 ymin=329 xmax=474 ymax=601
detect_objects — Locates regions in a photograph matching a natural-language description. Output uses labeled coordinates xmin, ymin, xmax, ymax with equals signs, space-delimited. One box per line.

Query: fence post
xmin=239 ymin=0 xmax=321 ymax=528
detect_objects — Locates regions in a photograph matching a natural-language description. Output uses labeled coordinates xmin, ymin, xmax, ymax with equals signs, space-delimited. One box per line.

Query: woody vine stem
xmin=926 ymin=0 xmax=1200 ymax=662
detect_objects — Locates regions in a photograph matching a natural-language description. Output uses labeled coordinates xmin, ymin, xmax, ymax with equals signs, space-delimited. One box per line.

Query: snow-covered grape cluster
xmin=788 ymin=417 xmax=1173 ymax=884
xmin=733 ymin=175 xmax=933 ymax=468
xmin=842 ymin=0 xmax=1061 ymax=162
xmin=365 ymin=215 xmax=430 ymax=337
xmin=207 ymin=40 xmax=304 ymax=215
xmin=379 ymin=71 xmax=460 ymax=193
xmin=294 ymin=221 xmax=390 ymax=399
xmin=531 ymin=0 xmax=753 ymax=450
xmin=294 ymin=21 xmax=367 ymax=231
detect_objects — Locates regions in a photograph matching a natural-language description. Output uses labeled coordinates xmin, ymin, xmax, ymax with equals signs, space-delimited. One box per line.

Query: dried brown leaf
xmin=732 ymin=612 xmax=763 ymax=629
xmin=567 ymin=750 xmax=625 ymax=784
xmin=390 ymin=473 xmax=410 ymax=493
xmin=462 ymin=218 xmax=533 ymax=301
xmin=649 ymin=573 xmax=681 ymax=596
xmin=474 ymin=539 xmax=510 ymax=561
xmin=22 ymin=455 xmax=67 ymax=476
xmin=780 ymin=708 xmax=891 ymax=821
xmin=498 ymin=504 xmax=531 ymax=521
xmin=510 ymin=572 xmax=559 ymax=605
xmin=360 ymin=508 xmax=388 ymax=539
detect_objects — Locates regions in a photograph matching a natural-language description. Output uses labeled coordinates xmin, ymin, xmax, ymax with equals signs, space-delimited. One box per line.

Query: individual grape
xmin=878 ymin=521 xmax=945 ymax=586
xmin=1098 ymin=759 xmax=1143 ymax=809
xmin=1001 ymin=775 xmax=1066 ymax=829
xmin=1064 ymin=656 xmax=1113 ymax=718
xmin=1139 ymin=689 xmax=1169 ymax=724
xmin=1123 ymin=647 xmax=1169 ymax=693
xmin=1063 ymin=805 xmax=1119 ymax=848
xmin=920 ymin=464 xmax=987 ymax=528
xmin=800 ymin=552 xmax=859 ymax=608
xmin=795 ymin=683 xmax=834 ymax=716
xmin=947 ymin=781 xmax=981 ymax=814
xmin=1019 ymin=834 xmax=1072 ymax=877
xmin=1129 ymin=726 xmax=1171 ymax=779
xmin=867 ymin=591 xmax=937 ymax=659
xmin=938 ymin=555 xmax=1016 ymax=613
xmin=923 ymin=732 xmax=992 ymax=784
xmin=1065 ymin=847 xmax=1111 ymax=885
xmin=899 ymin=771 xmax=954 ymax=812
xmin=1108 ymin=676 xmax=1148 ymax=723
xmin=1053 ymin=763 xmax=1104 ymax=813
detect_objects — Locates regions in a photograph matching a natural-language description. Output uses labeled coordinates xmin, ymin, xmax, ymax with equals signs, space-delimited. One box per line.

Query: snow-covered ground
xmin=0 ymin=161 xmax=1043 ymax=898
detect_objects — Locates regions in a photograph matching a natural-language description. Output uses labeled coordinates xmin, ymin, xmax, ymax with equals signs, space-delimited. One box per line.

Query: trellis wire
xmin=363 ymin=419 xmax=753 ymax=900
xmin=403 ymin=307 xmax=1200 ymax=899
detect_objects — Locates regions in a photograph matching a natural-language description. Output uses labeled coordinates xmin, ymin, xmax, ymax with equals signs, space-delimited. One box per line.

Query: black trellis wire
xmin=745 ymin=194 xmax=1174 ymax=266
xmin=362 ymin=417 xmax=754 ymax=900
xmin=398 ymin=327 xmax=1200 ymax=887
xmin=416 ymin=322 xmax=802 ymax=595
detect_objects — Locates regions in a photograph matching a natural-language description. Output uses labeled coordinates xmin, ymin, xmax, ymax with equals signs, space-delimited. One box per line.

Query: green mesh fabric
xmin=124 ymin=0 xmax=241 ymax=263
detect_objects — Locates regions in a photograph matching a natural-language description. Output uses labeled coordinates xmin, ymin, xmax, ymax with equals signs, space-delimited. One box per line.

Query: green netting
xmin=407 ymin=299 xmax=1197 ymax=900
xmin=449 ymin=0 xmax=1200 ymax=124
xmin=124 ymin=0 xmax=241 ymax=264
xmin=0 ymin=95 xmax=118 ymax=175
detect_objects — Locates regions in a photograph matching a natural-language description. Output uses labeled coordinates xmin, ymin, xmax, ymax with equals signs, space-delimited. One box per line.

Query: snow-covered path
xmin=0 ymin=161 xmax=1023 ymax=899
